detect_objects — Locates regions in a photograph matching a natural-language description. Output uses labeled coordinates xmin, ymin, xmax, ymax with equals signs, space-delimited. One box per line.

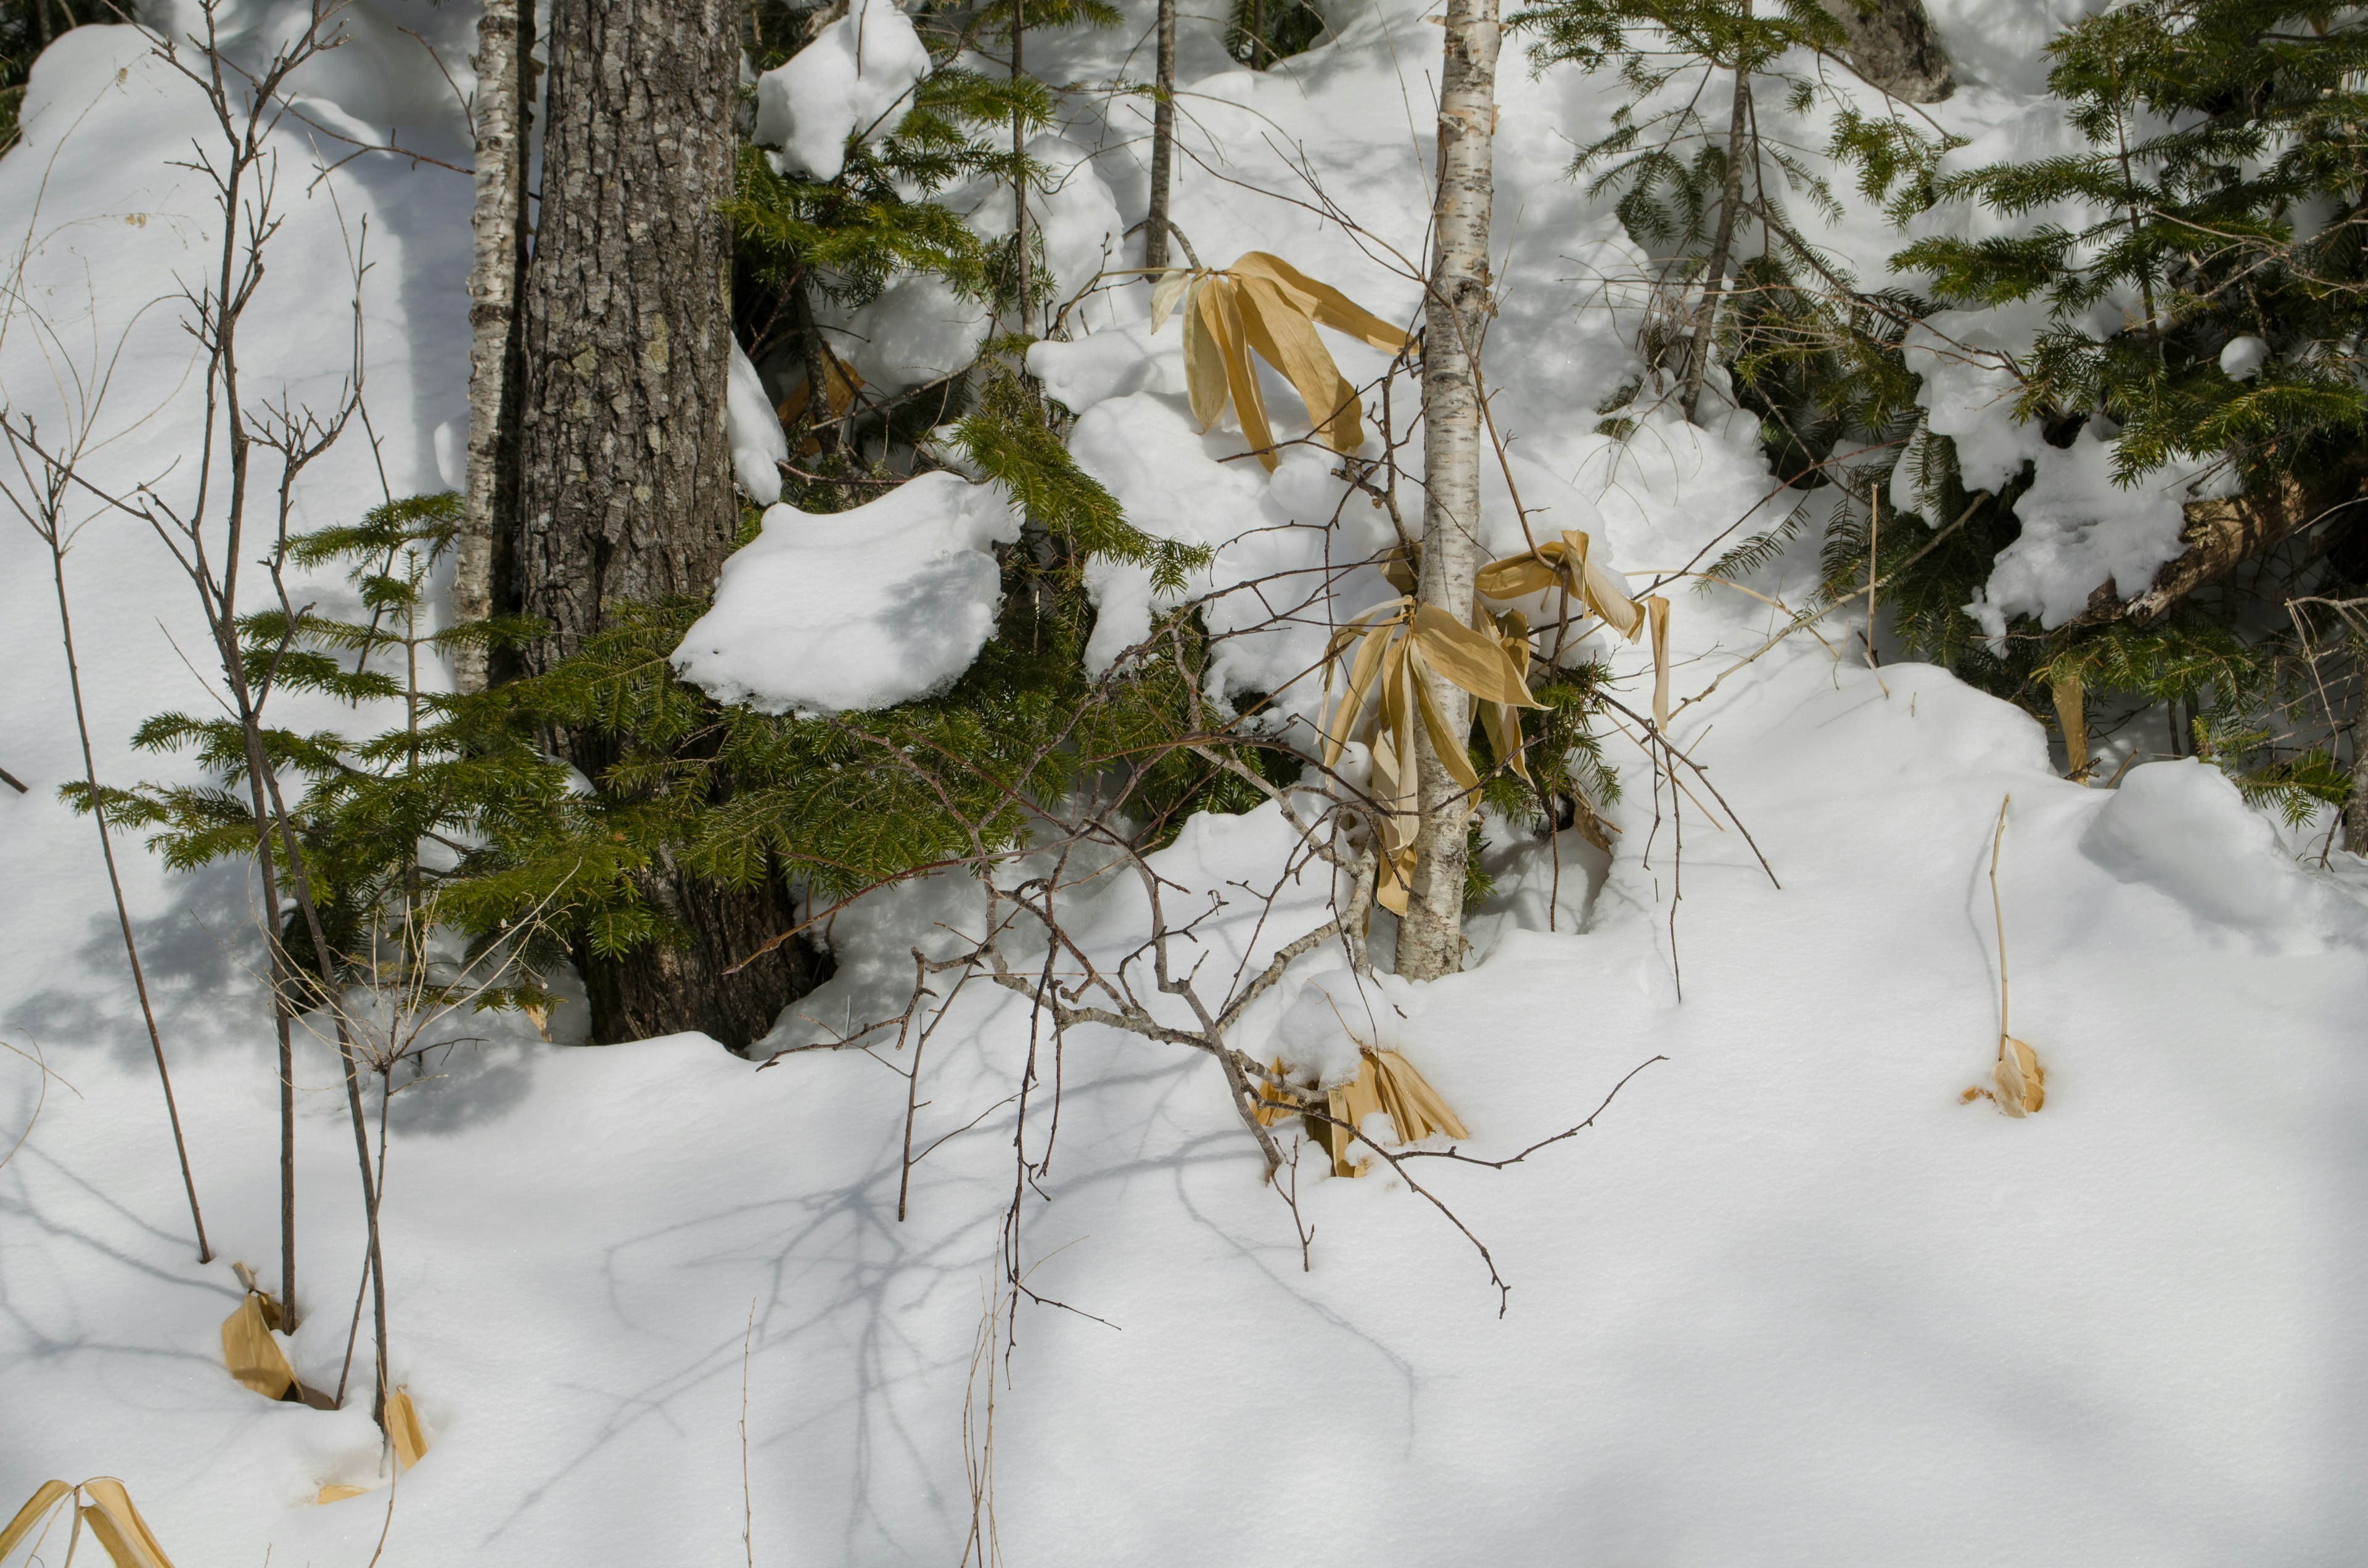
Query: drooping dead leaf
xmin=1148 ymin=266 xmax=1194 ymax=333
xmin=227 ymin=1263 xmax=282 ymax=1329
xmin=1318 ymin=1049 xmax=1469 ymax=1176
xmin=1994 ymin=1036 xmax=2045 ymax=1117
xmin=1179 ymin=277 xmax=1230 ymax=431
xmin=1409 ymin=604 xmax=1540 ymax=709
xmin=2052 ymin=668 xmax=2089 ymax=783
xmin=1477 ymin=530 xmax=1646 ymax=639
xmin=774 ymin=352 xmax=862 ymax=427
xmin=1253 ymin=1060 xmax=1295 ymax=1127
xmin=1320 ymin=595 xmax=1542 ymax=890
xmin=3 ymin=1480 xmax=176 ymax=1568
xmin=1369 ymin=1051 xmax=1470 ymax=1143
xmin=1646 ymin=594 xmax=1672 ymax=735
xmin=1478 ymin=532 xmax=1676 ymax=732
xmin=76 ymin=1479 xmax=175 ymax=1568
xmin=775 ymin=353 xmax=865 ymax=456
xmin=221 ymin=1292 xmax=295 ymax=1402
xmin=1480 ymin=610 xmax=1534 ymax=782
xmin=1229 ymin=252 xmax=1412 ymax=353
xmin=1 ymin=1480 xmax=73 ymax=1561
xmin=1154 ymin=252 xmax=1412 ymax=470
xmin=386 ymin=1388 xmax=428 ymax=1471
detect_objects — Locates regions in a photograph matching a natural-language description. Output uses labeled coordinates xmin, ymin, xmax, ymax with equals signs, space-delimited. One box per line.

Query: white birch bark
xmin=1396 ymin=0 xmax=1500 ymax=980
xmin=453 ymin=0 xmax=531 ymax=692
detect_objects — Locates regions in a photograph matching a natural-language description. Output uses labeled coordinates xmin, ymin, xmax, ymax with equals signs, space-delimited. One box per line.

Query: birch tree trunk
xmin=453 ymin=0 xmax=535 ymax=692
xmin=1396 ymin=0 xmax=1500 ymax=981
xmin=517 ymin=0 xmax=826 ymax=1048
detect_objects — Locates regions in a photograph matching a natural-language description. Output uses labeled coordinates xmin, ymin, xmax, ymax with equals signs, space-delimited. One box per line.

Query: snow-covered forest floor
xmin=4 ymin=0 xmax=2365 ymax=1559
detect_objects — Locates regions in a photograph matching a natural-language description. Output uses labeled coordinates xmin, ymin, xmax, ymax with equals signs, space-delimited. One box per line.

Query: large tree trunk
xmin=517 ymin=0 xmax=823 ymax=1048
xmin=1396 ymin=0 xmax=1500 ymax=982
xmin=453 ymin=0 xmax=536 ymax=693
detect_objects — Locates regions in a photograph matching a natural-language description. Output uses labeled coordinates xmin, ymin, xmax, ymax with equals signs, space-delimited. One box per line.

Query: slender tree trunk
xmin=1679 ymin=65 xmax=1750 ymax=422
xmin=1143 ymin=0 xmax=1176 ymax=271
xmin=43 ymin=527 xmax=210 ymax=1261
xmin=2345 ymin=724 xmax=2368 ymax=854
xmin=454 ymin=0 xmax=536 ymax=692
xmin=232 ymin=744 xmax=300 ymax=1328
xmin=517 ymin=0 xmax=825 ymax=1048
xmin=1396 ymin=0 xmax=1500 ymax=982
xmin=1011 ymin=0 xmax=1030 ymax=329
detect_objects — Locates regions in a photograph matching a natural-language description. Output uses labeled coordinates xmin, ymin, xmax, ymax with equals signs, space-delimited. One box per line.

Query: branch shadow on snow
xmin=2 ymin=859 xmax=263 ymax=1071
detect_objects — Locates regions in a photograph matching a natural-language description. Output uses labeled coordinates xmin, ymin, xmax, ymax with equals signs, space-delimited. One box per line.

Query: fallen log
xmin=2071 ymin=476 xmax=2363 ymax=627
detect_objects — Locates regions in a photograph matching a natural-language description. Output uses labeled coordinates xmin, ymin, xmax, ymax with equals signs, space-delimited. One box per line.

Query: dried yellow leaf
xmin=2052 ymin=668 xmax=2089 ymax=782
xmin=1323 ymin=620 xmax=1394 ymax=769
xmin=1237 ymin=273 xmax=1363 ymax=454
xmin=317 ymin=1484 xmax=371 ymax=1505
xmin=1412 ymin=659 xmax=1482 ymax=794
xmin=0 ymin=1480 xmax=72 ymax=1562
xmin=1322 ymin=1049 xmax=1470 ymax=1176
xmin=1646 ymin=594 xmax=1672 ymax=734
xmin=1481 ymin=696 xmax=1529 ymax=784
xmin=5 ymin=1480 xmax=175 ymax=1568
xmin=1473 ymin=554 xmax=1560 ymax=599
xmin=1156 ymin=254 xmax=1407 ymax=466
xmin=1994 ymin=1037 xmax=2045 ymax=1117
xmin=386 ymin=1388 xmax=428 ymax=1471
xmin=1180 ymin=278 xmax=1228 ymax=431
xmin=77 ymin=1480 xmax=175 ymax=1568
xmin=1148 ymin=268 xmax=1194 ymax=334
xmin=1206 ymin=277 xmax=1276 ymax=470
xmin=1373 ymin=845 xmax=1415 ymax=916
xmin=1410 ymin=604 xmax=1539 ymax=708
xmin=1252 ymin=1061 xmax=1295 ymax=1127
xmin=773 ymin=353 xmax=862 ymax=426
xmin=221 ymin=1292 xmax=295 ymax=1402
xmin=1323 ymin=1054 xmax=1386 ymax=1176
xmin=1229 ymin=252 xmax=1413 ymax=354
xmin=1369 ymin=1049 xmax=1470 ymax=1142
xmin=1375 ymin=643 xmax=1420 ymax=850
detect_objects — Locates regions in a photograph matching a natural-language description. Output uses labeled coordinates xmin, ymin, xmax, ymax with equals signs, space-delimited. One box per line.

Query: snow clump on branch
xmin=753 ymin=0 xmax=932 ymax=183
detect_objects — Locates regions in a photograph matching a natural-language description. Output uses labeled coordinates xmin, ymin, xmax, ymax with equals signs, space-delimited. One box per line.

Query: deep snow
xmin=2 ymin=0 xmax=2365 ymax=1563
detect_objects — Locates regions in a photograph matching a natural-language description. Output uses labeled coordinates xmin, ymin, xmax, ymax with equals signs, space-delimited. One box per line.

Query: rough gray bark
xmin=517 ymin=0 xmax=823 ymax=1048
xmin=1821 ymin=0 xmax=1953 ymax=103
xmin=1142 ymin=0 xmax=1176 ymax=271
xmin=520 ymin=0 xmax=741 ymax=663
xmin=1679 ymin=67 xmax=1748 ymax=422
xmin=1397 ymin=0 xmax=1499 ymax=982
xmin=452 ymin=0 xmax=537 ymax=692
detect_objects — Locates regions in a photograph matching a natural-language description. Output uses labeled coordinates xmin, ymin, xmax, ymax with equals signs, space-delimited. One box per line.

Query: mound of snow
xmin=752 ymin=0 xmax=931 ymax=181
xmin=672 ymin=472 xmax=1021 ymax=713
xmin=2082 ymin=760 xmax=2357 ymax=951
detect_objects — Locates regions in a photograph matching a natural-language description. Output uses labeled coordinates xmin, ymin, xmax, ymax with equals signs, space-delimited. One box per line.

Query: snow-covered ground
xmin=4 ymin=0 xmax=2366 ymax=1561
